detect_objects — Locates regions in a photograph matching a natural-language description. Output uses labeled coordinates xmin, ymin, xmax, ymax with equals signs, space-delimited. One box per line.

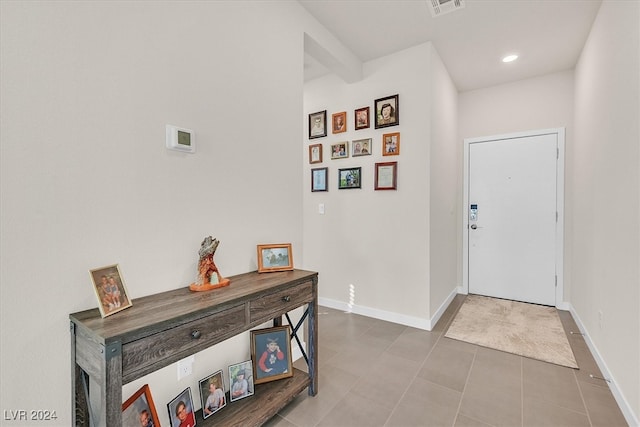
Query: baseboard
xmin=318 ymin=297 xmax=431 ymax=330
xmin=430 ymin=287 xmax=460 ymax=329
xmin=569 ymin=304 xmax=639 ymax=427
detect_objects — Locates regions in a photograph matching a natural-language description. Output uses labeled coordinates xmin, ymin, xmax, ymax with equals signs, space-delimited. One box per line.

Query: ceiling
xmin=300 ymin=0 xmax=602 ymax=92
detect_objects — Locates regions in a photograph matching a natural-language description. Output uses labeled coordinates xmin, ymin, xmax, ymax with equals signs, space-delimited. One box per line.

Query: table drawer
xmin=122 ymin=304 xmax=246 ymax=378
xmin=249 ymin=282 xmax=313 ymax=323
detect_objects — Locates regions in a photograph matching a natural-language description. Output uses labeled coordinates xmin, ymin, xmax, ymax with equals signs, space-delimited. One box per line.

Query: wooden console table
xmin=69 ymin=269 xmax=318 ymax=426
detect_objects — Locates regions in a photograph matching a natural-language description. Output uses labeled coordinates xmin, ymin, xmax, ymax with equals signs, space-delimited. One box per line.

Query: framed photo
xmin=199 ymin=370 xmax=226 ymax=419
xmin=257 ymin=243 xmax=294 ymax=273
xmin=308 ymin=143 xmax=323 ymax=164
xmin=338 ymin=167 xmax=362 ymax=189
xmin=251 ymin=326 xmax=293 ymax=385
xmin=229 ymin=360 xmax=254 ymax=402
xmin=167 ymin=387 xmax=196 ymax=427
xmin=308 ymin=110 xmax=327 ymax=139
xmin=375 ymin=162 xmax=398 ymax=190
xmin=122 ymin=384 xmax=160 ymax=427
xmin=382 ymin=132 xmax=400 ymax=156
xmin=354 ymin=106 xmax=370 ymax=130
xmin=330 ymin=142 xmax=349 ymax=159
xmin=352 ymin=138 xmax=372 ymax=157
xmin=374 ymin=94 xmax=399 ymax=129
xmin=311 ymin=167 xmax=328 ymax=192
xmin=332 ymin=111 xmax=347 ymax=134
xmin=89 ymin=264 xmax=132 ymax=318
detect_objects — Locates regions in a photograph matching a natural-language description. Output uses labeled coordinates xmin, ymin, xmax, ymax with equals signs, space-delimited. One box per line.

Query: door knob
xmin=470 ymin=224 xmax=478 ymax=229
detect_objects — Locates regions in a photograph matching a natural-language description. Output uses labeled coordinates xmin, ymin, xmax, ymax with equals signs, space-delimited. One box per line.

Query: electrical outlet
xmin=177 ymin=355 xmax=194 ymax=380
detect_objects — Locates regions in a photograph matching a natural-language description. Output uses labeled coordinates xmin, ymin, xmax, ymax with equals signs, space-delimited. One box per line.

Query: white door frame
xmin=462 ymin=128 xmax=566 ymax=309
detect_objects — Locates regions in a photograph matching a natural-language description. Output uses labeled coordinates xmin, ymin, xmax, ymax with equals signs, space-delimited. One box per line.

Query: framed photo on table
xmin=251 ymin=326 xmax=293 ymax=385
xmin=354 ymin=106 xmax=370 ymax=130
xmin=311 ymin=167 xmax=328 ymax=192
xmin=257 ymin=243 xmax=294 ymax=273
xmin=122 ymin=384 xmax=160 ymax=427
xmin=89 ymin=264 xmax=132 ymax=318
xmin=308 ymin=110 xmax=327 ymax=139
xmin=374 ymin=94 xmax=399 ymax=129
xmin=375 ymin=161 xmax=398 ymax=190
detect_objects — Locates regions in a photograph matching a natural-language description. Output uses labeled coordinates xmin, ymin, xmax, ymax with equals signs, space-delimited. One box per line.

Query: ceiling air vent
xmin=428 ymin=0 xmax=465 ymax=17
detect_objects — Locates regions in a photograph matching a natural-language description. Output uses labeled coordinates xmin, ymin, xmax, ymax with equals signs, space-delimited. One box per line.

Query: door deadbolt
xmin=470 ymin=224 xmax=478 ymax=229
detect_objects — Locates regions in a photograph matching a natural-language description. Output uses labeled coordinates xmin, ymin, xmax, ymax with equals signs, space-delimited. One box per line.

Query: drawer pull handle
xmin=281 ymin=296 xmax=291 ymax=303
xmin=191 ymin=330 xmax=202 ymax=339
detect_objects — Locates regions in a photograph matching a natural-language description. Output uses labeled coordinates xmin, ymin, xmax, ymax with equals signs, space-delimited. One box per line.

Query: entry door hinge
xmin=556 ymin=211 xmax=558 ymax=222
xmin=557 ymin=148 xmax=560 ymax=159
xmin=555 ymin=275 xmax=558 ymax=287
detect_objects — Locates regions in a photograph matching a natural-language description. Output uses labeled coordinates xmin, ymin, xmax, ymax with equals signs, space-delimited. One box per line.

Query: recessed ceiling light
xmin=502 ymin=54 xmax=519 ymax=63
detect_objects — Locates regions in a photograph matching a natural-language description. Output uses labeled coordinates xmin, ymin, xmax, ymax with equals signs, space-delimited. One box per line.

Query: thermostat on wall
xmin=166 ymin=125 xmax=195 ymax=153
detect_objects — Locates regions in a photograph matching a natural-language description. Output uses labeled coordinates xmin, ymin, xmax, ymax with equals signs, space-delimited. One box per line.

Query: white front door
xmin=466 ymin=131 xmax=562 ymax=306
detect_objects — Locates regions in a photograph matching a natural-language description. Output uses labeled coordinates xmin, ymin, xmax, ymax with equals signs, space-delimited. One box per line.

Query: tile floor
xmin=266 ymin=295 xmax=628 ymax=427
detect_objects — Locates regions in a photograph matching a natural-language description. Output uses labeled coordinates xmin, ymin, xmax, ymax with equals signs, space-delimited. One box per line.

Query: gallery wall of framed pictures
xmin=306 ymin=94 xmax=400 ymax=191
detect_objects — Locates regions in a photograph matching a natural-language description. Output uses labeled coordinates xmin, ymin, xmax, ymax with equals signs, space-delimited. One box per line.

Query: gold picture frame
xmin=89 ymin=264 xmax=132 ymax=318
xmin=251 ymin=326 xmax=293 ymax=385
xmin=382 ymin=132 xmax=400 ymax=156
xmin=257 ymin=243 xmax=294 ymax=273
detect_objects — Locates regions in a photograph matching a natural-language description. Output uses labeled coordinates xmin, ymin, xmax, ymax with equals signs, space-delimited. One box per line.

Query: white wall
xmin=572 ymin=0 xmax=640 ymax=422
xmin=458 ymin=70 xmax=575 ymax=300
xmin=303 ymin=43 xmax=459 ymax=328
xmin=428 ymin=47 xmax=460 ymax=318
xmin=0 ymin=2 xmax=309 ymax=425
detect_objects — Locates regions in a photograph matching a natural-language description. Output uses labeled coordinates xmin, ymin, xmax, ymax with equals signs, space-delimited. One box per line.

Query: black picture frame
xmin=308 ymin=110 xmax=327 ymax=139
xmin=338 ymin=167 xmax=362 ymax=189
xmin=311 ymin=167 xmax=328 ymax=192
xmin=199 ymin=370 xmax=226 ymax=419
xmin=167 ymin=388 xmax=196 ymax=427
xmin=374 ymin=94 xmax=399 ymax=129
